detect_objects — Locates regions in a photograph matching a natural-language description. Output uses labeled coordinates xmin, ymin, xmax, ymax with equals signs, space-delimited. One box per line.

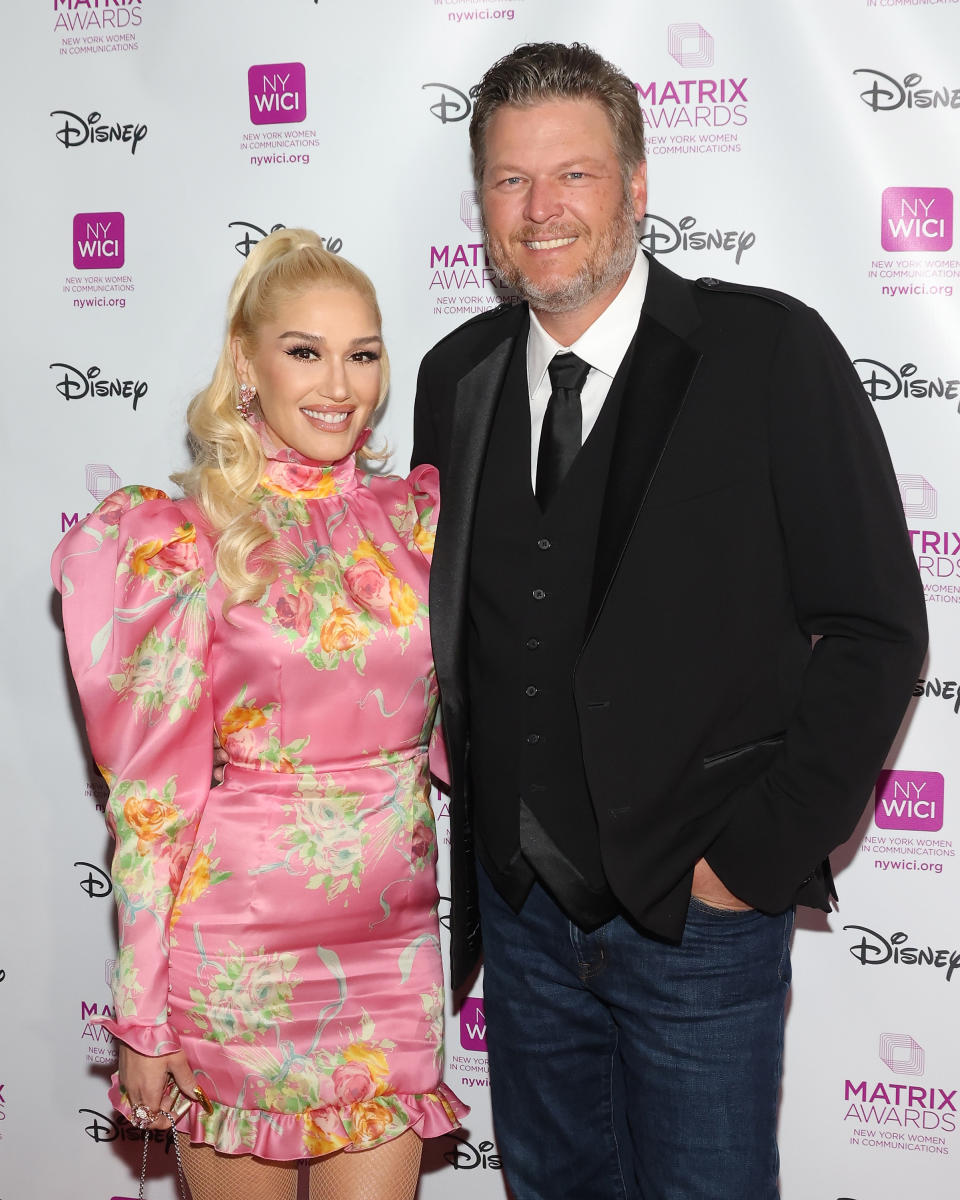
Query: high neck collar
xmin=253 ymin=420 xmax=359 ymax=499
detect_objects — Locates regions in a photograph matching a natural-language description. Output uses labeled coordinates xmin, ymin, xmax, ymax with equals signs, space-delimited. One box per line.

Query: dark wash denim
xmin=477 ymin=867 xmax=794 ymax=1199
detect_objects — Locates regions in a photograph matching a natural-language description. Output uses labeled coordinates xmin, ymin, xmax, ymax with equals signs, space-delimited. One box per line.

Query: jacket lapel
xmin=431 ymin=314 xmax=526 ymax=709
xmin=585 ymin=257 xmax=703 ymax=635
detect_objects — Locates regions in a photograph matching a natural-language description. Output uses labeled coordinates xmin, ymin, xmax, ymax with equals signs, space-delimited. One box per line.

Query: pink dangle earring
xmin=237 ymin=382 xmax=257 ymax=419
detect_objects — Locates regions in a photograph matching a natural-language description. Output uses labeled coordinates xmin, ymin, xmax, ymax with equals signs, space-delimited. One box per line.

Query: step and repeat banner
xmin=2 ymin=1 xmax=959 ymax=1197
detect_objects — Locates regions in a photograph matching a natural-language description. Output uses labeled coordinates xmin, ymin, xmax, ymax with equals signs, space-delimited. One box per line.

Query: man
xmin=412 ymin=42 xmax=926 ymax=1200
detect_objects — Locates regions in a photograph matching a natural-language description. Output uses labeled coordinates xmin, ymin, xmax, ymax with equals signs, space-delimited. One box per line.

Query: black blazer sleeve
xmin=705 ymin=304 xmax=927 ymax=911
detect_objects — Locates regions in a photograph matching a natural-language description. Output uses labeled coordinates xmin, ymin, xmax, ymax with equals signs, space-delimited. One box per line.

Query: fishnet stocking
xmin=307 ymin=1129 xmax=423 ymax=1200
xmin=178 ymin=1139 xmax=299 ymax=1200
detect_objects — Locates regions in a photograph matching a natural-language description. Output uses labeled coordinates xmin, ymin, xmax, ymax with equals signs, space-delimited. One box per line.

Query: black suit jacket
xmin=413 ymin=254 xmax=927 ymax=990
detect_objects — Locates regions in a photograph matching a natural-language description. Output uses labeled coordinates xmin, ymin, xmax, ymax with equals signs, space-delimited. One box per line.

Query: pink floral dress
xmin=51 ymin=436 xmax=467 ymax=1160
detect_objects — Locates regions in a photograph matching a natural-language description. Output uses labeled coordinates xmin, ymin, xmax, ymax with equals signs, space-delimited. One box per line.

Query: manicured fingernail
xmin=194 ymin=1085 xmax=214 ymax=1114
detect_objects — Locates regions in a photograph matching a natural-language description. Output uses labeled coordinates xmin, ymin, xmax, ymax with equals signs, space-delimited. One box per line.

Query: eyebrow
xmin=488 ymin=155 xmax=607 ymax=174
xmin=278 ymin=330 xmax=383 ymax=347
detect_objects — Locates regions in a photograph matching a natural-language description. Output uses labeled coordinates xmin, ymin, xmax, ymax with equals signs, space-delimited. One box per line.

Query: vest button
xmin=526 ymin=733 xmax=540 ymax=744
xmin=525 ymin=685 xmax=539 ymax=697
xmin=532 ymin=588 xmax=546 ymax=600
xmin=525 ymin=638 xmax=540 ymax=650
xmin=537 ymin=538 xmax=552 ymax=551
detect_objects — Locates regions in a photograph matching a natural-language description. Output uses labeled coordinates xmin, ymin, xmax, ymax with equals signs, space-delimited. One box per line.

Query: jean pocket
xmin=688 ymin=895 xmax=757 ymax=918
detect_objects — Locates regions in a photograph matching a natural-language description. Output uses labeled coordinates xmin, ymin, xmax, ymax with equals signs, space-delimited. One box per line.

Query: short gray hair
xmin=469 ymin=42 xmax=646 ymax=190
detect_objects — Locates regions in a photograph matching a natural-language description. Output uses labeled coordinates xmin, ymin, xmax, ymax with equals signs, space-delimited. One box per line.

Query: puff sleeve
xmin=404 ymin=465 xmax=449 ymax=787
xmin=52 ymin=486 xmax=215 ymax=1056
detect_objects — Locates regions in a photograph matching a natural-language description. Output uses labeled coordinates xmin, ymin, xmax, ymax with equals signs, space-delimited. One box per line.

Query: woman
xmin=52 ymin=229 xmax=466 ymax=1200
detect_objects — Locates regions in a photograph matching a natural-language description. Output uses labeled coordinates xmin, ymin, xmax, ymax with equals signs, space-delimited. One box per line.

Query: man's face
xmin=480 ymin=98 xmax=647 ymax=317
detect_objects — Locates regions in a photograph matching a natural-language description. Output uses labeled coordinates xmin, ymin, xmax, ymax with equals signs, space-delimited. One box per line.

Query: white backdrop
xmin=2 ymin=1 xmax=959 ymax=1197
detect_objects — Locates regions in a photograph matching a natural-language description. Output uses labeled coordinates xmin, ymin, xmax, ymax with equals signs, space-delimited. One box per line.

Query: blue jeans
xmin=477 ymin=868 xmax=794 ymax=1199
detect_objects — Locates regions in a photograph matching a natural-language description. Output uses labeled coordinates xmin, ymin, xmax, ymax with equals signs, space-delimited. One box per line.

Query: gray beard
xmin=486 ymin=197 xmax=639 ymax=314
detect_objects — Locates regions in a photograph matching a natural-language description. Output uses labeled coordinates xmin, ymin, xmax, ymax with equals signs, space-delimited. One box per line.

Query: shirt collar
xmin=527 ymin=251 xmax=649 ymax=391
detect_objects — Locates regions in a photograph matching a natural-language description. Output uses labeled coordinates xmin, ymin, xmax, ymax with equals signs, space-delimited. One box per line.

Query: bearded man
xmin=412 ymin=41 xmax=926 ymax=1200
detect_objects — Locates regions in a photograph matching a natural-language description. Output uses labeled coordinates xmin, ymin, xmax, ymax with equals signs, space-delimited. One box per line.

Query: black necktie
xmin=535 ymin=352 xmax=591 ymax=508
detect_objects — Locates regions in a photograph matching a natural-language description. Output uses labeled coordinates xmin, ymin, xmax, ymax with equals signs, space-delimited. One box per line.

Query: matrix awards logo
xmin=459 ymin=998 xmax=487 ymax=1051
xmin=460 ymin=191 xmax=483 ymax=233
xmin=50 ymin=363 xmax=148 ymax=411
xmin=842 ymin=1032 xmax=956 ymax=1148
xmin=854 ymin=70 xmax=960 ymax=113
xmin=423 ymin=82 xmax=477 ymax=124
xmin=637 ymin=28 xmax=747 ymax=157
xmin=882 ymin=188 xmax=953 ymax=252
xmin=908 ymin=526 xmax=960 ymax=587
xmin=856 ymin=359 xmax=960 ymax=407
xmin=86 ymin=463 xmax=122 ymax=501
xmin=667 ymin=22 xmax=715 ymax=68
xmin=897 ymin=473 xmax=937 ymax=519
xmin=639 ymin=212 xmax=755 ymax=263
xmin=427 ymin=194 xmax=511 ymax=318
xmin=54 ymin=0 xmax=143 ymax=31
xmin=73 ymin=212 xmax=124 ymax=270
xmin=879 ymin=1032 xmax=925 ymax=1074
xmin=248 ymin=63 xmax=306 ymax=125
xmin=81 ymin=963 xmax=117 ymax=1066
xmin=51 ymin=109 xmax=147 ymax=155
xmin=875 ymin=770 xmax=944 ymax=833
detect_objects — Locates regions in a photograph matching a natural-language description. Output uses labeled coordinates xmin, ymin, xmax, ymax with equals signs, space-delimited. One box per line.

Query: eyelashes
xmin=283 ymin=345 xmax=381 ymax=363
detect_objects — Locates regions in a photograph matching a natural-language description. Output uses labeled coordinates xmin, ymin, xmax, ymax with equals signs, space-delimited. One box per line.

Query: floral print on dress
xmin=51 ymin=448 xmax=466 ymax=1160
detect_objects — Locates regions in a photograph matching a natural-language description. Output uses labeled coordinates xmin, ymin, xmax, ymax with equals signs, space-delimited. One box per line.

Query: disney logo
xmin=74 ymin=861 xmax=112 ymax=898
xmin=442 ymin=1133 xmax=501 ymax=1170
xmin=49 ymin=364 xmax=148 ymax=411
xmin=639 ymin=213 xmax=755 ymax=264
xmin=914 ymin=677 xmax=960 ymax=715
xmin=50 ymin=109 xmax=147 ymax=155
xmin=422 ymin=82 xmax=479 ymax=124
xmin=853 ymin=359 xmax=960 ymax=404
xmin=844 ymin=926 xmax=960 ymax=982
xmin=853 ymin=70 xmax=960 ymax=113
xmin=80 ymin=1108 xmax=176 ymax=1149
xmin=228 ymin=221 xmax=343 ymax=258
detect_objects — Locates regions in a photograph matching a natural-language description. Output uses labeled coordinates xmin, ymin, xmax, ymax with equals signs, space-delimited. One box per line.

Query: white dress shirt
xmin=526 ymin=252 xmax=650 ymax=488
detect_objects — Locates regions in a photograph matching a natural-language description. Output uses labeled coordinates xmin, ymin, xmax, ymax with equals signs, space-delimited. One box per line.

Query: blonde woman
xmin=53 ymin=230 xmax=466 ymax=1200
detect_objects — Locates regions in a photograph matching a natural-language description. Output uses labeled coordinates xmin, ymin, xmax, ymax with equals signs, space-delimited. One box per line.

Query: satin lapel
xmin=585 ymin=308 xmax=702 ymax=636
xmin=430 ymin=328 xmax=522 ymax=702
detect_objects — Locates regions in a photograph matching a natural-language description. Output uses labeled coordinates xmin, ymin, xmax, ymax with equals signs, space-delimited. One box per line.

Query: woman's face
xmin=234 ymin=285 xmax=383 ymax=463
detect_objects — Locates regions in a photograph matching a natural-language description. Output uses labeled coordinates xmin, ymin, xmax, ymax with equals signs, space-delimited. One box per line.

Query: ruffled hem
xmin=108 ymin=1077 xmax=468 ymax=1161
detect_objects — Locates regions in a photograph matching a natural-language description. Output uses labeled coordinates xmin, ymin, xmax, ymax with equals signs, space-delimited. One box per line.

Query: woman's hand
xmin=118 ymin=1043 xmax=202 ymax=1129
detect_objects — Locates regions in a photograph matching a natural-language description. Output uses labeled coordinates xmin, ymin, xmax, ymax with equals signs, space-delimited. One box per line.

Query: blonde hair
xmin=173 ymin=228 xmax=390 ymax=615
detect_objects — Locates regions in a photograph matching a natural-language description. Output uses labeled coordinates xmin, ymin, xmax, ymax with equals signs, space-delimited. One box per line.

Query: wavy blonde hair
xmin=173 ymin=228 xmax=390 ymax=616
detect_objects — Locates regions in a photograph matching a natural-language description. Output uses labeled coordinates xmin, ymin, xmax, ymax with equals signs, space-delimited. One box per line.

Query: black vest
xmin=467 ymin=332 xmax=634 ymax=927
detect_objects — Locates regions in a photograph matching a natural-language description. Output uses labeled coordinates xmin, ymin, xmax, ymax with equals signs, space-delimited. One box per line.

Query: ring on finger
xmin=131 ymin=1102 xmax=155 ymax=1130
